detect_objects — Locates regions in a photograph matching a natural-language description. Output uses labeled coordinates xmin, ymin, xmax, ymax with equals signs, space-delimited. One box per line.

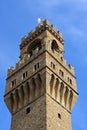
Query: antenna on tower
xmin=37 ymin=18 xmax=42 ymax=24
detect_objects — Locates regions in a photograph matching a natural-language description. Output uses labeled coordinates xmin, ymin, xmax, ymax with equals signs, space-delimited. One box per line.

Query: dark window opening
xmin=70 ymin=79 xmax=72 ymax=85
xmin=12 ymin=79 xmax=16 ymax=87
xmin=38 ymin=44 xmax=41 ymax=50
xmin=51 ymin=42 xmax=54 ymax=50
xmin=61 ymin=57 xmax=63 ymax=61
xmin=28 ymin=41 xmax=42 ymax=57
xmin=53 ymin=64 xmax=55 ymax=69
xmin=26 ymin=106 xmax=30 ymax=114
xmin=29 ymin=51 xmax=32 ymax=57
xmin=34 ymin=63 xmax=39 ymax=71
xmin=51 ymin=62 xmax=55 ymax=69
xmin=58 ymin=113 xmax=61 ymax=119
xmin=51 ymin=40 xmax=59 ymax=52
xmin=34 ymin=64 xmax=37 ymax=71
xmin=67 ymin=77 xmax=70 ymax=82
xmin=32 ymin=43 xmax=41 ymax=51
xmin=37 ymin=62 xmax=39 ymax=68
xmin=59 ymin=70 xmax=64 ymax=77
xmin=23 ymin=71 xmax=28 ymax=79
xmin=67 ymin=77 xmax=72 ymax=85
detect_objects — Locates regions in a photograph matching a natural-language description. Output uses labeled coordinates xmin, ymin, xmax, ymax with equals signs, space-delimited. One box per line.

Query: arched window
xmin=31 ymin=78 xmax=36 ymax=98
xmin=64 ymin=87 xmax=69 ymax=106
xmin=51 ymin=40 xmax=59 ymax=52
xmin=58 ymin=113 xmax=61 ymax=119
xmin=55 ymin=78 xmax=59 ymax=99
xmin=59 ymin=70 xmax=64 ymax=77
xmin=11 ymin=79 xmax=16 ymax=87
xmin=67 ymin=77 xmax=72 ymax=85
xmin=70 ymin=79 xmax=72 ymax=85
xmin=27 ymin=39 xmax=42 ymax=57
xmin=50 ymin=74 xmax=55 ymax=95
xmin=60 ymin=82 xmax=64 ymax=103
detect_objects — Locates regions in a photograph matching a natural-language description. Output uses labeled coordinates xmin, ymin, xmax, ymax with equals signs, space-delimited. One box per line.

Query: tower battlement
xmin=7 ymin=20 xmax=75 ymax=80
xmin=20 ymin=19 xmax=64 ymax=50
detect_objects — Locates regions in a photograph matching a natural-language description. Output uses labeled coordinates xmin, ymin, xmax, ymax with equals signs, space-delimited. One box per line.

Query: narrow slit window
xmin=70 ymin=79 xmax=72 ymax=85
xmin=67 ymin=77 xmax=72 ymax=85
xmin=12 ymin=79 xmax=16 ymax=87
xmin=67 ymin=77 xmax=70 ymax=82
xmin=34 ymin=64 xmax=37 ymax=71
xmin=38 ymin=44 xmax=41 ymax=50
xmin=26 ymin=106 xmax=30 ymax=114
xmin=58 ymin=113 xmax=61 ymax=119
xmin=51 ymin=62 xmax=55 ymax=69
xmin=23 ymin=71 xmax=28 ymax=79
xmin=59 ymin=70 xmax=64 ymax=77
xmin=34 ymin=63 xmax=39 ymax=71
xmin=37 ymin=63 xmax=39 ymax=68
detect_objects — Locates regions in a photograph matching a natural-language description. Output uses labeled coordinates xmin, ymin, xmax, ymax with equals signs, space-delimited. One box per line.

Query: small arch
xmin=25 ymin=81 xmax=30 ymax=93
xmin=15 ymin=89 xmax=19 ymax=110
xmin=21 ymin=85 xmax=24 ymax=98
xmin=69 ymin=90 xmax=73 ymax=110
xmin=26 ymin=105 xmax=31 ymax=114
xmin=23 ymin=82 xmax=30 ymax=104
xmin=37 ymin=73 xmax=42 ymax=94
xmin=60 ymin=82 xmax=64 ymax=103
xmin=58 ymin=113 xmax=61 ymax=119
xmin=70 ymin=79 xmax=72 ymax=85
xmin=26 ymin=81 xmax=30 ymax=102
xmin=67 ymin=77 xmax=70 ymax=82
xmin=55 ymin=78 xmax=59 ymax=99
xmin=26 ymin=81 xmax=29 ymax=87
xmin=51 ymin=40 xmax=59 ymax=52
xmin=18 ymin=85 xmax=25 ymax=107
xmin=50 ymin=74 xmax=55 ymax=95
xmin=59 ymin=69 xmax=64 ymax=77
xmin=37 ymin=73 xmax=42 ymax=83
xmin=10 ymin=93 xmax=14 ymax=112
xmin=27 ymin=39 xmax=42 ymax=56
xmin=50 ymin=74 xmax=55 ymax=83
xmin=64 ymin=87 xmax=69 ymax=106
xmin=31 ymin=78 xmax=36 ymax=98
xmin=67 ymin=77 xmax=72 ymax=85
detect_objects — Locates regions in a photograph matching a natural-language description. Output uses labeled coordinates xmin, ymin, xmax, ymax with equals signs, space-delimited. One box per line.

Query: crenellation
xmin=51 ymin=25 xmax=56 ymax=32
xmin=7 ymin=67 xmax=15 ymax=76
xmin=43 ymin=19 xmax=50 ymax=26
xmin=20 ymin=20 xmax=64 ymax=50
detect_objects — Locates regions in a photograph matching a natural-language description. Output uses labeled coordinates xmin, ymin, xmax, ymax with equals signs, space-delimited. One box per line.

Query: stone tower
xmin=4 ymin=19 xmax=78 ymax=130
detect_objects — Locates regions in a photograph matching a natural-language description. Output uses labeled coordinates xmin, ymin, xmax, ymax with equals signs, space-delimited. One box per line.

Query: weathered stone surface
xmin=4 ymin=19 xmax=78 ymax=130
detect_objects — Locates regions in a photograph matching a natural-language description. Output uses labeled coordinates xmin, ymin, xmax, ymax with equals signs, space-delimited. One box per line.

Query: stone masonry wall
xmin=11 ymin=95 xmax=46 ymax=130
xmin=46 ymin=94 xmax=72 ymax=130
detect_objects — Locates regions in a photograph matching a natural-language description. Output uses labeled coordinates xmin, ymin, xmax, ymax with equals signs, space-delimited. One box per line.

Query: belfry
xmin=4 ymin=19 xmax=78 ymax=130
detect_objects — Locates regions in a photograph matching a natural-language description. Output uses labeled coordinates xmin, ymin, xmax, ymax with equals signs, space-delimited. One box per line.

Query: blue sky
xmin=0 ymin=0 xmax=87 ymax=130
